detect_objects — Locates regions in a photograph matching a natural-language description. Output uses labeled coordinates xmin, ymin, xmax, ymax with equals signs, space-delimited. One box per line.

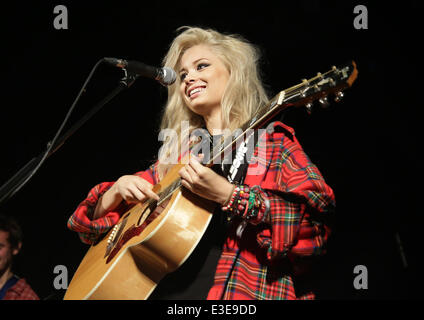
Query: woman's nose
xmin=184 ymin=70 xmax=197 ymax=84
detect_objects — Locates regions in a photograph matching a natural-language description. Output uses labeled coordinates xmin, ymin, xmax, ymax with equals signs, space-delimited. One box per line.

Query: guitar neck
xmin=207 ymin=61 xmax=358 ymax=167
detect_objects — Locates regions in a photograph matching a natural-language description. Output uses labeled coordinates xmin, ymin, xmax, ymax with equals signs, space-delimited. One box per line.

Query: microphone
xmin=103 ymin=57 xmax=177 ymax=86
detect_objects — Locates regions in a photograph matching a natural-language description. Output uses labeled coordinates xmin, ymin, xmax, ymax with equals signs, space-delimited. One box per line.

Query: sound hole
xmin=136 ymin=197 xmax=169 ymax=227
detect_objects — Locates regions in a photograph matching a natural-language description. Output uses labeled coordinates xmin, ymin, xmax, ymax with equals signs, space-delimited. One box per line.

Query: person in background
xmin=0 ymin=214 xmax=39 ymax=300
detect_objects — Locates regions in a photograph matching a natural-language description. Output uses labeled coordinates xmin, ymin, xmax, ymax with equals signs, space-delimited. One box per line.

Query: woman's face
xmin=178 ymin=44 xmax=230 ymax=117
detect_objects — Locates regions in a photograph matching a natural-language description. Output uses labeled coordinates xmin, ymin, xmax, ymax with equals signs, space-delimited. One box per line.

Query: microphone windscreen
xmin=162 ymin=67 xmax=177 ymax=85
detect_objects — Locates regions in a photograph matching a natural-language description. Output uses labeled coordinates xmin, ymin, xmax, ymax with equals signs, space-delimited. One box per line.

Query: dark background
xmin=0 ymin=0 xmax=421 ymax=300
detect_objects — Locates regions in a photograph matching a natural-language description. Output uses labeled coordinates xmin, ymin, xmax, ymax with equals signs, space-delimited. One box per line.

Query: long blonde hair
xmin=157 ymin=26 xmax=269 ymax=179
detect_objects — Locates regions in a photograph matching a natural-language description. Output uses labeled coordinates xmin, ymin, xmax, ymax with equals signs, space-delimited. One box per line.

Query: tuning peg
xmin=305 ymin=102 xmax=313 ymax=114
xmin=300 ymin=79 xmax=310 ymax=98
xmin=334 ymin=91 xmax=344 ymax=102
xmin=319 ymin=96 xmax=330 ymax=108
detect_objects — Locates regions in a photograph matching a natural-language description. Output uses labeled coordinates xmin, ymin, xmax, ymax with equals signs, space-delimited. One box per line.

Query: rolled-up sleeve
xmin=67 ymin=161 xmax=159 ymax=244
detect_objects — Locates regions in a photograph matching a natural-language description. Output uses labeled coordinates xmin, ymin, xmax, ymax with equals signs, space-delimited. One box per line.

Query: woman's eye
xmin=197 ymin=63 xmax=210 ymax=70
xmin=179 ymin=63 xmax=209 ymax=81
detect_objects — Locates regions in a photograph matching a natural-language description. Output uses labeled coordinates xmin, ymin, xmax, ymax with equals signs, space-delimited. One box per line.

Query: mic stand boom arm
xmin=0 ymin=63 xmax=138 ymax=206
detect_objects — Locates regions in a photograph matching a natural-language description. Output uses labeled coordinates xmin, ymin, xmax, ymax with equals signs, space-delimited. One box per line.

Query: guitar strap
xmin=220 ymin=129 xmax=259 ymax=185
xmin=191 ymin=126 xmax=260 ymax=185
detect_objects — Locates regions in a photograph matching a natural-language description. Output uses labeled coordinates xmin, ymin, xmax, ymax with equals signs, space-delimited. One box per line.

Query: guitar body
xmin=64 ymin=163 xmax=216 ymax=300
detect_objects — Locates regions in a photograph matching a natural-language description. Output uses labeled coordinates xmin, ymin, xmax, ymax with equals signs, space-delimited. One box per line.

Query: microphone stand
xmin=0 ymin=68 xmax=138 ymax=206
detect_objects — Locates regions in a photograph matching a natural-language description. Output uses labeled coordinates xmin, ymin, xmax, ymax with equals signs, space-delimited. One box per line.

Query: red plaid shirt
xmin=67 ymin=121 xmax=335 ymax=300
xmin=2 ymin=278 xmax=39 ymax=300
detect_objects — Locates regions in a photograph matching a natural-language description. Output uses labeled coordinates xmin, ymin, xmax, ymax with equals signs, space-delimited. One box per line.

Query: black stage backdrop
xmin=0 ymin=0 xmax=421 ymax=302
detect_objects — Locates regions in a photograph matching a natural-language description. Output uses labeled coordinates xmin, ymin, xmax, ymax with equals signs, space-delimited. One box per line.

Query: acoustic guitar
xmin=64 ymin=62 xmax=358 ymax=299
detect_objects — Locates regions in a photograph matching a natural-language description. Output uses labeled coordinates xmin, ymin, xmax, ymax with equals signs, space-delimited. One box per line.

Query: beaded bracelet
xmin=221 ymin=184 xmax=236 ymax=209
xmin=237 ymin=186 xmax=250 ymax=214
xmin=222 ymin=185 xmax=270 ymax=240
xmin=245 ymin=186 xmax=267 ymax=222
xmin=221 ymin=185 xmax=238 ymax=212
xmin=221 ymin=184 xmax=250 ymax=215
xmin=221 ymin=184 xmax=269 ymax=222
xmin=222 ymin=184 xmax=271 ymax=224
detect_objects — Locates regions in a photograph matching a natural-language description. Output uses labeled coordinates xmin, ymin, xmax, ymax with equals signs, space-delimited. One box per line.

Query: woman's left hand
xmin=178 ymin=154 xmax=234 ymax=205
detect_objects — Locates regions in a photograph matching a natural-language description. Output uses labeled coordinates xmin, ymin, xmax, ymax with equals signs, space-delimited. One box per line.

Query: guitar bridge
xmin=104 ymin=218 xmax=127 ymax=258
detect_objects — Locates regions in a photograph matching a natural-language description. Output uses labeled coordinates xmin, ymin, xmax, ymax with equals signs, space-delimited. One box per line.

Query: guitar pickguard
xmin=105 ymin=198 xmax=170 ymax=264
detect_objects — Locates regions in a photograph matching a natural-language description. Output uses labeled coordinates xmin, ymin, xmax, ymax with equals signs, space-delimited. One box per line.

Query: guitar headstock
xmin=282 ymin=61 xmax=358 ymax=114
xmin=245 ymin=61 xmax=358 ymax=130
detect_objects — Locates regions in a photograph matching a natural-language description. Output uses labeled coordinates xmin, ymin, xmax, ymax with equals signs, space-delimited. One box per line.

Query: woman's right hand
xmin=92 ymin=175 xmax=159 ymax=219
xmin=112 ymin=175 xmax=160 ymax=204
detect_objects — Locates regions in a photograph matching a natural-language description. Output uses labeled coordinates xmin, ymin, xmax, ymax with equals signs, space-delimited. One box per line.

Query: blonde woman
xmin=68 ymin=27 xmax=335 ymax=300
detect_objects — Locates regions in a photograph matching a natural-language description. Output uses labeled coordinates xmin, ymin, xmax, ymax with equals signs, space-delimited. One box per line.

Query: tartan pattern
xmin=67 ymin=163 xmax=159 ymax=244
xmin=67 ymin=181 xmax=116 ymax=244
xmin=3 ymin=278 xmax=39 ymax=300
xmin=207 ymin=122 xmax=335 ymax=299
xmin=67 ymin=121 xmax=335 ymax=300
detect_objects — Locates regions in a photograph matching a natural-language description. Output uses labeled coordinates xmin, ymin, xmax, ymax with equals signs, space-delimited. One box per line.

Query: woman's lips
xmin=187 ymin=85 xmax=206 ymax=98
